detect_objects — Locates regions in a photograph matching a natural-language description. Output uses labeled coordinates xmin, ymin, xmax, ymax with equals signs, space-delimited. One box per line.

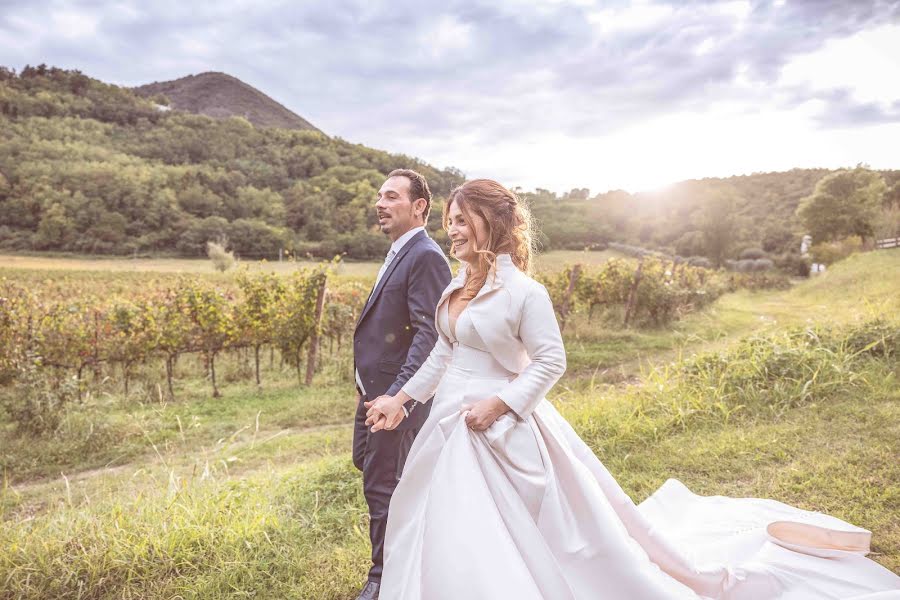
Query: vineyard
xmin=0 ymin=263 xmax=369 ymax=433
xmin=0 ymin=254 xmax=795 ymax=438
xmin=538 ymin=255 xmax=790 ymax=329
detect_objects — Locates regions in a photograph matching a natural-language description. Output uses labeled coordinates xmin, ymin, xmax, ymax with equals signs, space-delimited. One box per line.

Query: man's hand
xmin=365 ymin=392 xmax=409 ymax=432
xmin=461 ymin=396 xmax=511 ymax=431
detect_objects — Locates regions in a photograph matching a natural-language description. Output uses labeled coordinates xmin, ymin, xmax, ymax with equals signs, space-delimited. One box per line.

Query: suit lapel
xmin=355 ymin=230 xmax=426 ymax=328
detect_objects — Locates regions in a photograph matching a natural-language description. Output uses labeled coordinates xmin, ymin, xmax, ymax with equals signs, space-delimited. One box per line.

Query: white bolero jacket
xmin=401 ymin=253 xmax=567 ymax=420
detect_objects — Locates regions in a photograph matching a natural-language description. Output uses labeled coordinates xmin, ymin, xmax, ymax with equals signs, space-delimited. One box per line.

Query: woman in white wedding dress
xmin=364 ymin=179 xmax=900 ymax=600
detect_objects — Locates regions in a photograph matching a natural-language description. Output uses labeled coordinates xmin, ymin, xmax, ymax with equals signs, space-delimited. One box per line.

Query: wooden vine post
xmin=623 ymin=258 xmax=645 ymax=327
xmin=558 ymin=264 xmax=583 ymax=331
xmin=559 ymin=264 xmax=581 ymax=330
xmin=305 ymin=273 xmax=328 ymax=385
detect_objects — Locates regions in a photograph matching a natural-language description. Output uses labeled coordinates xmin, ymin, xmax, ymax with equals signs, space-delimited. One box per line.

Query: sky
xmin=1 ymin=0 xmax=899 ymax=194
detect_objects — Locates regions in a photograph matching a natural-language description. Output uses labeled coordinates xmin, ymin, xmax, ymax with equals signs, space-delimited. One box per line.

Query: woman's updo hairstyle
xmin=443 ymin=179 xmax=535 ymax=300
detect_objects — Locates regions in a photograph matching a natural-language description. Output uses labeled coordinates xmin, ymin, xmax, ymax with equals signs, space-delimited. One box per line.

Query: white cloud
xmin=714 ymin=1 xmax=751 ymax=23
xmin=587 ymin=2 xmax=675 ymax=35
xmin=52 ymin=10 xmax=99 ymax=39
xmin=422 ymin=14 xmax=474 ymax=60
xmin=694 ymin=37 xmax=715 ymax=56
xmin=779 ymin=24 xmax=900 ymax=108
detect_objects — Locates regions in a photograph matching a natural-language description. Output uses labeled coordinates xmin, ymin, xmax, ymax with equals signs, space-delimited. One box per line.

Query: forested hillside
xmin=1 ymin=65 xmax=897 ymax=263
xmin=0 ymin=65 xmax=463 ymax=259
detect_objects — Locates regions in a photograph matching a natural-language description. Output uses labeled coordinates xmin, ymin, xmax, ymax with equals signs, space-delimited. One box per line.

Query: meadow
xmin=0 ymin=247 xmax=621 ymax=278
xmin=0 ymin=249 xmax=898 ymax=599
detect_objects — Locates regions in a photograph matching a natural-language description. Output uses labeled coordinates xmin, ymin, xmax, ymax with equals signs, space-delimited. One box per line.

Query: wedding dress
xmin=379 ymin=256 xmax=900 ymax=599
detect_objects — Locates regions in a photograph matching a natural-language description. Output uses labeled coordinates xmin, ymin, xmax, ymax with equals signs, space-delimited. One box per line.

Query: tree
xmin=674 ymin=230 xmax=705 ymax=257
xmin=700 ymin=192 xmax=736 ymax=267
xmin=761 ymin=224 xmax=795 ymax=254
xmin=796 ymin=166 xmax=886 ymax=244
xmin=34 ymin=203 xmax=76 ymax=249
xmin=883 ymin=181 xmax=900 ymax=209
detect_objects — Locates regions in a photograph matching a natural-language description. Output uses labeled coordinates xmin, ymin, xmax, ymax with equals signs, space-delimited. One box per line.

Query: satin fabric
xmin=380 ymin=256 xmax=900 ymax=599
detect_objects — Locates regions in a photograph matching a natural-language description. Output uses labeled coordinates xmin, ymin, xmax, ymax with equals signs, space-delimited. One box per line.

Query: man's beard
xmin=380 ymin=207 xmax=417 ymax=234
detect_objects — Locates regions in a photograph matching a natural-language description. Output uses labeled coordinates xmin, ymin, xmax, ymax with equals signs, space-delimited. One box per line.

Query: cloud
xmin=806 ymin=89 xmax=900 ymax=128
xmin=0 ymin=0 xmax=898 ymax=191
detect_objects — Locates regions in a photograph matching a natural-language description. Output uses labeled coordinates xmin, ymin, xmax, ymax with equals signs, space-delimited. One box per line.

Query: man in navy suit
xmin=352 ymin=169 xmax=452 ymax=600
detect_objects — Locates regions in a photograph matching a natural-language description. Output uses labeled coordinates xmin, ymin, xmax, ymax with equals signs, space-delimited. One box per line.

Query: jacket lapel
xmin=436 ymin=267 xmax=466 ymax=309
xmin=463 ymin=256 xmax=508 ymax=305
xmin=437 ymin=256 xmax=508 ymax=311
xmin=471 ymin=268 xmax=504 ymax=301
xmin=355 ymin=230 xmax=426 ymax=328
xmin=464 ymin=255 xmax=524 ymax=374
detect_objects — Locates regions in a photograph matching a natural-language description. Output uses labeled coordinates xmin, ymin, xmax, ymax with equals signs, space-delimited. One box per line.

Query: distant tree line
xmin=522 ymin=166 xmax=899 ymax=271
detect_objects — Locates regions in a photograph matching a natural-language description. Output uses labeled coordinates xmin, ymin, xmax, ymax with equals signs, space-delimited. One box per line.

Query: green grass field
xmin=0 ymin=251 xmax=385 ymax=278
xmin=1 ymin=250 xmax=898 ymax=598
xmin=0 ymin=247 xmax=623 ymax=279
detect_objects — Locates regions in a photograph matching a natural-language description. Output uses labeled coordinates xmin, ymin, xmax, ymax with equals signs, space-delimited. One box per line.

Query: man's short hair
xmin=388 ymin=168 xmax=432 ymax=223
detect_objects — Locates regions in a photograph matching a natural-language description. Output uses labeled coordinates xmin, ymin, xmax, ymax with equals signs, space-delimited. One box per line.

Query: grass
xmin=0 ymin=252 xmax=383 ymax=278
xmin=531 ymin=248 xmax=624 ymax=272
xmin=0 ymin=249 xmax=898 ymax=598
xmin=0 ymin=359 xmax=356 ymax=485
xmin=0 ymin=248 xmax=628 ymax=282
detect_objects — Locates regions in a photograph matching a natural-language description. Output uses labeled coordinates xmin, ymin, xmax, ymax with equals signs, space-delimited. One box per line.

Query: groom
xmin=352 ymin=169 xmax=451 ymax=600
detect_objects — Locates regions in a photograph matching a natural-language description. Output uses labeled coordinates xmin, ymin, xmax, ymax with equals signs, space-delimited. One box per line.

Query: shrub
xmin=739 ymin=247 xmax=767 ymax=260
xmin=810 ymin=236 xmax=863 ymax=266
xmin=0 ymin=353 xmax=79 ymax=435
xmin=752 ymin=258 xmax=774 ymax=271
xmin=725 ymin=271 xmax=792 ymax=292
xmin=608 ymin=242 xmax=669 ymax=259
xmin=207 ymin=239 xmax=235 ymax=272
xmin=774 ymin=252 xmax=812 ymax=277
xmin=685 ymin=256 xmax=712 ymax=269
xmin=726 ymin=258 xmax=773 ymax=272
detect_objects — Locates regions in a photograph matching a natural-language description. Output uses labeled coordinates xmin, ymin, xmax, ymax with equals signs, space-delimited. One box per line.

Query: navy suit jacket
xmin=353 ymin=230 xmax=452 ymax=431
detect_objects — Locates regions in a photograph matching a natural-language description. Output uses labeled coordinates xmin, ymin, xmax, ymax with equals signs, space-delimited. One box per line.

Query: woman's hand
xmin=365 ymin=391 xmax=410 ymax=432
xmin=461 ymin=396 xmax=511 ymax=431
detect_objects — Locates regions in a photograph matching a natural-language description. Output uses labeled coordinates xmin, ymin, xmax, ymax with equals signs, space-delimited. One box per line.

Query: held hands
xmin=461 ymin=396 xmax=511 ymax=431
xmin=365 ymin=391 xmax=411 ymax=432
xmin=364 ymin=393 xmax=512 ymax=432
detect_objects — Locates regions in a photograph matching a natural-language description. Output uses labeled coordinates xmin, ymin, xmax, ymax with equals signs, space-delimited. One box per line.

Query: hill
xmin=1 ymin=65 xmax=897 ymax=264
xmin=133 ymin=72 xmax=320 ymax=132
xmin=0 ymin=65 xmax=463 ymax=260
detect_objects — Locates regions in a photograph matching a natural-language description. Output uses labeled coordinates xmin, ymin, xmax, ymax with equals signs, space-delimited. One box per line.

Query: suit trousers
xmin=353 ymin=395 xmax=418 ymax=583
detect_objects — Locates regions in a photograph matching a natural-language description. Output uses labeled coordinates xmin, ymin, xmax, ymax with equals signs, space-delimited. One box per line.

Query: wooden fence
xmin=876 ymin=237 xmax=899 ymax=250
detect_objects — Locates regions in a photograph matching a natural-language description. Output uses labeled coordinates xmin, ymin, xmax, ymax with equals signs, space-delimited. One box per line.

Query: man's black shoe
xmin=355 ymin=580 xmax=380 ymax=600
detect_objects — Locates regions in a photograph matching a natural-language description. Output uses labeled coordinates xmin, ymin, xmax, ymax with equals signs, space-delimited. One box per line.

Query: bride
xmin=364 ymin=179 xmax=900 ymax=599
